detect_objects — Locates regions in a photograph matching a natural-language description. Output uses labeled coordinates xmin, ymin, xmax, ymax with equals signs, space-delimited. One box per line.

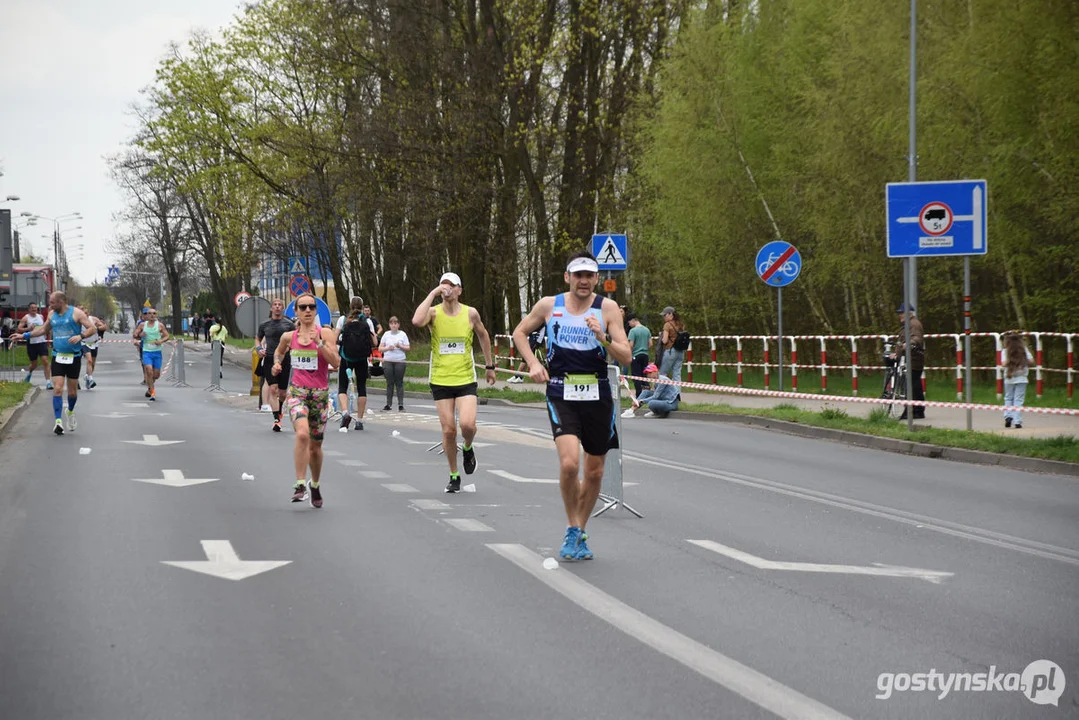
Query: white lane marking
xmin=93 ymin=412 xmax=134 ymax=419
xmin=123 ymin=434 xmax=185 ymax=447
xmin=96 ymin=360 xmax=113 ymax=365
xmin=412 ymin=499 xmax=451 ymax=510
xmin=132 ymin=469 xmax=218 ymax=487
xmin=488 ymin=469 xmax=558 ymax=484
xmin=360 ymin=470 xmax=391 ymax=479
xmin=337 ymin=459 xmax=367 ymax=467
xmin=323 ymin=450 xmax=345 ymax=457
xmin=688 ymin=540 xmax=953 ymax=584
xmin=625 ymin=452 xmax=1079 ymax=567
xmin=162 ymin=540 xmax=291 ymax=581
xmin=392 ymin=433 xmax=436 ymax=445
xmin=123 ymin=402 xmax=150 ymax=408
xmin=488 ymin=543 xmax=850 ymax=720
xmin=446 ymin=518 xmax=494 ymax=532
xmin=382 ymin=483 xmax=419 ymax=493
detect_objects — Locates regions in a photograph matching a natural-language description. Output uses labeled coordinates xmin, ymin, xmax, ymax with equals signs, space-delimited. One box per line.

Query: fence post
xmin=789 ymin=337 xmax=798 ymax=391
xmin=762 ymin=337 xmax=770 ymax=389
xmin=710 ymin=337 xmax=717 ymax=385
xmin=819 ymin=336 xmax=827 ymax=392
xmin=850 ymin=336 xmax=859 ymax=395
xmin=736 ymin=337 xmax=744 ymax=387
xmin=953 ymin=334 xmax=962 ymax=400
xmin=686 ymin=340 xmax=694 ymax=383
xmin=1033 ymin=332 xmax=1044 ymax=399
xmin=993 ymin=332 xmax=1004 ymax=399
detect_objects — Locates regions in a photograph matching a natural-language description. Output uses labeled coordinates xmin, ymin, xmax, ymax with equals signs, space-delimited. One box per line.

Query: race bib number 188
xmin=292 ymin=349 xmax=318 ymax=371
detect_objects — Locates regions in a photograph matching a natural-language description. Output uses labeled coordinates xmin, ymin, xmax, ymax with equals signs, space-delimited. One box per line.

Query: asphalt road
xmin=0 ymin=340 xmax=1076 ymax=719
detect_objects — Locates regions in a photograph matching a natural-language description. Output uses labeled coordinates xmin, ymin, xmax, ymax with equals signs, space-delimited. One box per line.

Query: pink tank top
xmin=289 ymin=328 xmax=329 ymax=388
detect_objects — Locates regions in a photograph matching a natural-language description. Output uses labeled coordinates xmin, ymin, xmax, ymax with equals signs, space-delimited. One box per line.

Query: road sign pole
xmin=908 ymin=0 xmax=918 ymax=313
xmin=904 ymin=259 xmax=914 ymax=432
xmin=777 ymin=287 xmax=783 ymax=393
xmin=964 ymin=257 xmax=972 ymax=431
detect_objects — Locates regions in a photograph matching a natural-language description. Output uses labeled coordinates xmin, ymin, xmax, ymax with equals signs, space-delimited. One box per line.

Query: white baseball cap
xmin=440 ymin=272 xmax=462 ymax=287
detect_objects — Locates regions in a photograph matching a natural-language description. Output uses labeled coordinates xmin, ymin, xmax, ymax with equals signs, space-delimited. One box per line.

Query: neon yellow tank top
xmin=429 ymin=303 xmax=475 ymax=386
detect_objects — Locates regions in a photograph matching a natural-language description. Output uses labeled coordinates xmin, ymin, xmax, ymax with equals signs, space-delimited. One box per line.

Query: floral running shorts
xmin=285 ymin=385 xmax=330 ymax=441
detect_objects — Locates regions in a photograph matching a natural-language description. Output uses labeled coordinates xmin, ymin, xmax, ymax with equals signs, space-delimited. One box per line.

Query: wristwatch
xmin=485 ymin=364 xmax=496 ymax=370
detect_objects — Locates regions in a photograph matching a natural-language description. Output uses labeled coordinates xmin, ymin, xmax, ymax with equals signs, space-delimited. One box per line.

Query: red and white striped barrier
xmin=493 ymin=331 xmax=1077 ymax=401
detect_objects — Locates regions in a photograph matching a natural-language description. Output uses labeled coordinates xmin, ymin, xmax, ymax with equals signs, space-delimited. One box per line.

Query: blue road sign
xmin=288 ymin=256 xmax=308 ymax=275
xmin=591 ymin=234 xmax=628 ymax=271
xmin=755 ymin=241 xmax=802 ymax=288
xmin=886 ymin=180 xmax=987 ymax=258
xmin=289 ymin=274 xmax=311 ymax=297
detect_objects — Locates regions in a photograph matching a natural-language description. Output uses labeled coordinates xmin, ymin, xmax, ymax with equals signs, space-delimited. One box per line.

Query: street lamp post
xmin=25 ymin=212 xmax=81 ymax=292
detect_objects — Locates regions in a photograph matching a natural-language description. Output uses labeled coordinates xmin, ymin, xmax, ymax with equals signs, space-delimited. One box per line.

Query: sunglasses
xmin=297 ymin=303 xmax=317 ymax=311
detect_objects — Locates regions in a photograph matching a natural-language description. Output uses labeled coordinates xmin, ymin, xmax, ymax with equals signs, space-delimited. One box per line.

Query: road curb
xmin=668 ymin=410 xmax=1079 ymax=477
xmin=0 ymin=386 xmax=40 ymax=443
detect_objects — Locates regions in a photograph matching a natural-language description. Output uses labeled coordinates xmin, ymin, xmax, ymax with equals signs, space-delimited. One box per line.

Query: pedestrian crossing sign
xmin=288 ymin=257 xmax=307 ymax=275
xmin=591 ymin=234 xmax=628 ymax=270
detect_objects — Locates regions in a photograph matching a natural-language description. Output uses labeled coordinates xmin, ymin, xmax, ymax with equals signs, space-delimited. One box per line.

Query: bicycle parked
xmin=880 ymin=339 xmax=909 ymax=419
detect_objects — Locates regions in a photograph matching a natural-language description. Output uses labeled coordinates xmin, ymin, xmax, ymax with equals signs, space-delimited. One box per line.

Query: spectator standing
xmin=893 ymin=302 xmax=925 ymax=420
xmin=625 ymin=312 xmax=652 ymax=395
xmin=203 ymin=311 xmax=213 ymax=342
xmin=1002 ymin=331 xmax=1034 ymax=429
xmin=363 ymin=304 xmax=383 ymax=336
xmin=658 ymin=306 xmax=686 ymax=383
xmin=379 ymin=316 xmax=410 ymax=411
xmin=209 ymin=316 xmax=228 ymax=378
xmin=191 ymin=314 xmax=202 ymax=341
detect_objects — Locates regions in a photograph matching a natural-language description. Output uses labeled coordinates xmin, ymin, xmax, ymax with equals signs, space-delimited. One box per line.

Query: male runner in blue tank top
xmin=512 ymin=250 xmax=631 ymax=561
xmin=15 ymin=291 xmax=97 ymax=435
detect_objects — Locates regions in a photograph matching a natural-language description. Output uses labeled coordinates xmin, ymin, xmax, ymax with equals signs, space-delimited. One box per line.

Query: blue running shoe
xmin=559 ymin=527 xmax=582 ymax=561
xmin=575 ymin=531 xmax=594 ymax=560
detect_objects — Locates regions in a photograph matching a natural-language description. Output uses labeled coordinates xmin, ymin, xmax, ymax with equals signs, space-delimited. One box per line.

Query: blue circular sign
xmin=755 ymin=241 xmax=802 ymax=288
xmin=285 ymin=296 xmax=332 ymax=327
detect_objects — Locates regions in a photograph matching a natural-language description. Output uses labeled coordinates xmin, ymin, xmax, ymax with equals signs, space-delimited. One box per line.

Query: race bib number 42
xmin=439 ymin=338 xmax=466 ymax=355
xmin=292 ymin=349 xmax=318 ymax=371
xmin=563 ymin=373 xmax=599 ymax=401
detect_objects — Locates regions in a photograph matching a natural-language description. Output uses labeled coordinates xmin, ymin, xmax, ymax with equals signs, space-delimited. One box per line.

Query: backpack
xmin=340 ymin=316 xmax=373 ymax=361
xmin=673 ymin=330 xmax=691 ymax=352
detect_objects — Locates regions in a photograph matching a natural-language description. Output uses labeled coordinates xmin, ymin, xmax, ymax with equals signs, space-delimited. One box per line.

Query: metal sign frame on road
xmin=886 ymin=180 xmax=988 ymax=258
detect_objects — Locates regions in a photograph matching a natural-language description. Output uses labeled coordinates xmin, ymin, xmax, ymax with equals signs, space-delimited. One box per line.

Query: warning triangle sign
xmin=598 ymin=237 xmax=625 ymax=265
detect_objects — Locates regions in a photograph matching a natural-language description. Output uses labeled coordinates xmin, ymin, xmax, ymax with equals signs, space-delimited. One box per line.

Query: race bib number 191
xmin=563 ymin=373 xmax=599 ymax=401
xmin=439 ymin=338 xmax=466 ymax=355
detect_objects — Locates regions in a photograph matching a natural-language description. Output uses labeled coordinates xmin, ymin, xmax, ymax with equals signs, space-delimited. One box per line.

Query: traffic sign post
xmin=755 ymin=241 xmax=802 ymax=392
xmin=234 ymin=291 xmax=251 ymax=307
xmin=887 ymin=179 xmax=988 ymax=431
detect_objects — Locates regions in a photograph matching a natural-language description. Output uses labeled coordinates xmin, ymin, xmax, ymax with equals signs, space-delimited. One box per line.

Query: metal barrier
xmin=204 ymin=340 xmax=225 ymax=392
xmin=0 ymin=339 xmax=26 ymax=383
xmin=594 ymin=364 xmax=642 ymax=519
xmin=493 ymin=331 xmax=1077 ymax=401
xmin=171 ymin=339 xmax=189 ymax=387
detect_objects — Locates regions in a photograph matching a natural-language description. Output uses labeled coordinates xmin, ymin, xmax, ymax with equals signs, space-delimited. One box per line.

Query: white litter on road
xmin=79 ymin=448 xmax=92 ymax=455
xmin=462 ymin=484 xmax=476 ymax=493
xmin=241 ymin=473 xmax=255 ymax=481
xmin=542 ymin=558 xmax=559 ymax=570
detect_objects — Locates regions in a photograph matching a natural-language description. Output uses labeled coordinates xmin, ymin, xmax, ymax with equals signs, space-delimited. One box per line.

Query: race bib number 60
xmin=439 ymin=338 xmax=466 ymax=355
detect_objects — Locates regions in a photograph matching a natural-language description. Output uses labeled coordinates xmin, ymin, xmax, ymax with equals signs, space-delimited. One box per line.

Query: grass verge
xmin=0 ymin=381 xmax=32 ymax=415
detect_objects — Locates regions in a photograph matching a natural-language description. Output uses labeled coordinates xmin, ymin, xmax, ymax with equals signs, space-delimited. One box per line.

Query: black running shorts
xmin=546 ymin=396 xmax=618 ymax=456
xmin=430 ymin=382 xmax=478 ymax=402
xmin=50 ymin=354 xmax=82 ymax=380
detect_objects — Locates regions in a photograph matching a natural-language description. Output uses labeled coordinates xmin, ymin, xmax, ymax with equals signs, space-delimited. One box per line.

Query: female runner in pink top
xmin=271 ymin=293 xmax=340 ymax=508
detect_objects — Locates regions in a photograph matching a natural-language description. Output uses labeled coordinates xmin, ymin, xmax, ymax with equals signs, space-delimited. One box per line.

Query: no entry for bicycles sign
xmin=755 ymin=241 xmax=801 ymax=287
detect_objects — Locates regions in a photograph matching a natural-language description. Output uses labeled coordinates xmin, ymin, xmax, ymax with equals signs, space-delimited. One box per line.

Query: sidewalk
xmin=186 ymin=340 xmax=1077 ymax=439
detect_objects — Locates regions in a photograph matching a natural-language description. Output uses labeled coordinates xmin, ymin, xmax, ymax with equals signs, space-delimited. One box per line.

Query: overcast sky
xmin=0 ymin=0 xmax=243 ymax=286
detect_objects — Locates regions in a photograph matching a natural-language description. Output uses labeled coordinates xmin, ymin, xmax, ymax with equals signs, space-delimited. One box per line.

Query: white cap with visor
xmin=566 ymin=257 xmax=599 ymax=274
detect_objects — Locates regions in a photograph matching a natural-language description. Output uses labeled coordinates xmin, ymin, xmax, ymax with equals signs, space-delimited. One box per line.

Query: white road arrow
xmin=688 ymin=540 xmax=953 ymax=584
xmin=93 ymin=412 xmax=134 ymax=419
xmin=124 ymin=435 xmax=186 ymax=447
xmin=162 ymin=540 xmax=291 ymax=581
xmin=123 ymin=402 xmax=151 ymax=408
xmin=132 ymin=469 xmax=218 ymax=487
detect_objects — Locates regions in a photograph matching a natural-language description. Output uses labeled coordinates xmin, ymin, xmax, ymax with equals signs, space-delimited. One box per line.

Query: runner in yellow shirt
xmin=411 ymin=272 xmax=496 ymax=493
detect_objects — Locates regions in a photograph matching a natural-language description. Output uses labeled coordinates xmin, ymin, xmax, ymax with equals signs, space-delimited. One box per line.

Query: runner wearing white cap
xmin=412 ymin=270 xmax=497 ymax=493
xmin=511 ymin=250 xmax=631 ymax=561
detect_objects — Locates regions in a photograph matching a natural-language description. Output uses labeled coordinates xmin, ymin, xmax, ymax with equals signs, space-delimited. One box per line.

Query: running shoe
xmin=356 ymin=420 xmax=364 ymax=431
xmin=145 ymin=390 xmax=152 ymax=398
xmin=24 ymin=373 xmax=31 ymax=383
xmin=88 ymin=378 xmax=97 ymax=389
xmin=462 ymin=445 xmax=477 ymax=475
xmin=382 ymin=405 xmax=391 ymax=411
xmin=46 ymin=381 xmax=53 ymax=390
xmin=575 ymin=531 xmax=594 ymax=560
xmin=149 ymin=391 xmax=156 ymax=402
xmin=559 ymin=527 xmax=582 ymax=561
xmin=444 ymin=476 xmax=461 ymax=494
xmin=398 ymin=405 xmax=404 ymax=412
xmin=53 ymin=419 xmax=64 ymax=436
xmin=65 ymin=409 xmax=77 ymax=432
xmin=309 ymin=482 xmax=323 ymax=509
xmin=290 ymin=483 xmax=308 ymax=503
xmin=340 ymin=413 xmax=352 ymax=431
xmin=84 ymin=376 xmax=91 ymax=390
xmin=272 ymin=420 xmax=282 ymax=432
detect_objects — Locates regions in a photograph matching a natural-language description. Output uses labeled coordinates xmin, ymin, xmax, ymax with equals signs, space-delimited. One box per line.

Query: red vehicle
xmin=3 ymin=264 xmax=56 ymax=318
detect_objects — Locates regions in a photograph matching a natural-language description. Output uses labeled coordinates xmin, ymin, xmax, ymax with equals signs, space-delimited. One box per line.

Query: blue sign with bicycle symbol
xmin=755 ymin=241 xmax=801 ymax=288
